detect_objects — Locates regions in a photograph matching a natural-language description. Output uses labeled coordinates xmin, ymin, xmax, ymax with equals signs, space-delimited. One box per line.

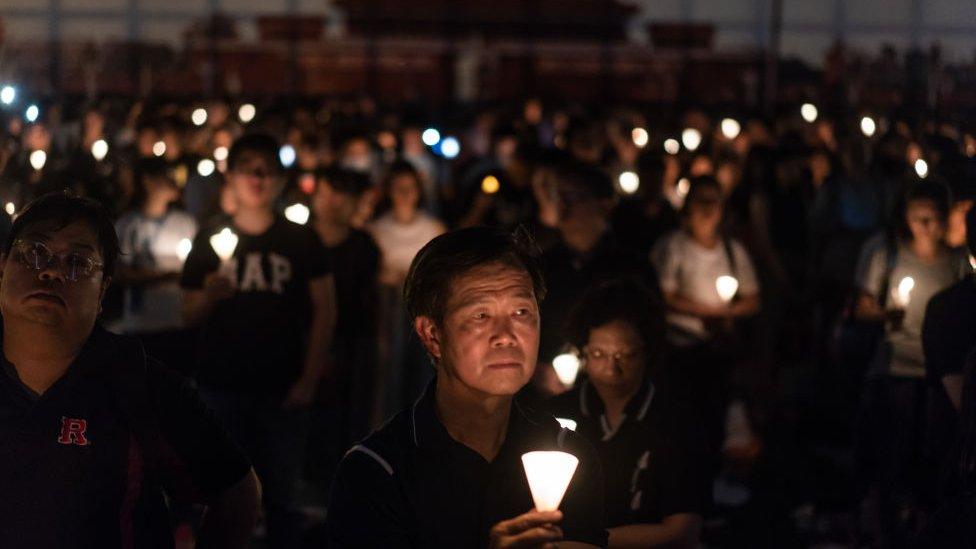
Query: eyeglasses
xmin=582 ymin=346 xmax=643 ymax=364
xmin=12 ymin=239 xmax=104 ymax=282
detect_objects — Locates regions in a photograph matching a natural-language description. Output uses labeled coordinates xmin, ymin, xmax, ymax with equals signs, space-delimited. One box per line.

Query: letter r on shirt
xmin=57 ymin=417 xmax=90 ymax=446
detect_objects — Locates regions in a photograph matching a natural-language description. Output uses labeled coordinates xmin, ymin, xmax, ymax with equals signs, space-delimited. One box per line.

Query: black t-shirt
xmin=325 ymin=379 xmax=608 ymax=548
xmin=547 ymin=376 xmax=711 ymax=527
xmin=326 ymin=228 xmax=380 ymax=340
xmin=0 ymin=326 xmax=251 ymax=548
xmin=180 ymin=217 xmax=332 ymax=398
xmin=539 ymin=233 xmax=660 ymax=362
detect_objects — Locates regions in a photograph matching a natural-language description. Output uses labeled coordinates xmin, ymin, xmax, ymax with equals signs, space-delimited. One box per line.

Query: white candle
xmin=284 ymin=203 xmax=310 ymax=225
xmin=893 ymin=276 xmax=915 ymax=308
xmin=552 ymin=353 xmax=581 ymax=387
xmin=210 ymin=228 xmax=238 ymax=279
xmin=555 ymin=418 xmax=577 ymax=431
xmin=522 ymin=451 xmax=579 ymax=512
xmin=716 ymin=275 xmax=740 ymax=304
xmin=176 ymin=238 xmax=193 ymax=263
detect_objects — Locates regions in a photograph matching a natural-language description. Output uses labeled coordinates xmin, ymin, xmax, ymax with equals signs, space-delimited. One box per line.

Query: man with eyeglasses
xmin=181 ymin=133 xmax=337 ymax=547
xmin=0 ymin=192 xmax=261 ymax=548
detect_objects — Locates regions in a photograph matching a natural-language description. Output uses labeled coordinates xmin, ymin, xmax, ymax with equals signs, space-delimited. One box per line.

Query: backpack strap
xmin=878 ymin=236 xmax=899 ymax=309
xmin=721 ymin=235 xmax=738 ymax=278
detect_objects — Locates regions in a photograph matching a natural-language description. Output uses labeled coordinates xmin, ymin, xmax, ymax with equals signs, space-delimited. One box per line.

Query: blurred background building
xmin=1 ymin=0 xmax=974 ymax=108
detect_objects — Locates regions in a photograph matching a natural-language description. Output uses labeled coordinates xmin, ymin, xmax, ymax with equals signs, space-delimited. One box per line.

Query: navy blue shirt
xmin=325 ymin=379 xmax=608 ymax=548
xmin=0 ymin=326 xmax=250 ymax=548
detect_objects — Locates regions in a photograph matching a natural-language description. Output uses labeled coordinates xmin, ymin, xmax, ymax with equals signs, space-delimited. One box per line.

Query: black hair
xmin=380 ymin=159 xmax=426 ymax=209
xmin=680 ymin=175 xmax=724 ymax=218
xmin=4 ymin=191 xmax=120 ymax=280
xmin=316 ymin=167 xmax=371 ymax=197
xmin=403 ymin=226 xmax=546 ymax=325
xmin=551 ymin=158 xmax=614 ymax=204
xmin=966 ymin=205 xmax=976 ymax=258
xmin=565 ymin=277 xmax=666 ymax=362
xmin=227 ymin=133 xmax=282 ymax=173
xmin=894 ymin=179 xmax=952 ymax=242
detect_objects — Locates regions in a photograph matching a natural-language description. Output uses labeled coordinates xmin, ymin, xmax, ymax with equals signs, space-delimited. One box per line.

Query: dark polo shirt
xmin=548 ymin=375 xmax=711 ymax=528
xmin=0 ymin=325 xmax=251 ymax=548
xmin=325 ymin=379 xmax=608 ymax=548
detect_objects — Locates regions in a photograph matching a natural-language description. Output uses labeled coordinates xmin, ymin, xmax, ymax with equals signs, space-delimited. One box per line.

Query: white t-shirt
xmin=368 ymin=212 xmax=445 ymax=286
xmin=857 ymin=237 xmax=970 ymax=378
xmin=113 ymin=209 xmax=198 ymax=333
xmin=651 ymin=230 xmax=760 ymax=344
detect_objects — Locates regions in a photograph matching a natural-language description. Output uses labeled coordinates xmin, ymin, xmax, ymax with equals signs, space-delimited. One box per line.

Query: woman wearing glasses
xmin=547 ymin=278 xmax=712 ymax=548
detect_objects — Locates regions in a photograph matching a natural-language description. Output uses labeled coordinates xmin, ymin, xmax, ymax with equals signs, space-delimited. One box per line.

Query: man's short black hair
xmin=228 ymin=133 xmax=282 ymax=173
xmin=552 ymin=158 xmax=614 ymax=204
xmin=565 ymin=277 xmax=666 ymax=360
xmin=316 ymin=167 xmax=371 ymax=197
xmin=3 ymin=192 xmax=120 ymax=280
xmin=403 ymin=227 xmax=546 ymax=324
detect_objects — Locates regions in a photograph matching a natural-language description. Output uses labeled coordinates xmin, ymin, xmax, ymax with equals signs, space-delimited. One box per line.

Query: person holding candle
xmin=0 ymin=192 xmax=260 ymax=547
xmin=325 ymin=227 xmax=607 ymax=548
xmin=180 ymin=133 xmax=337 ymax=548
xmin=110 ymin=157 xmax=197 ymax=372
xmin=547 ymin=278 xmax=712 ymax=548
xmin=852 ymin=180 xmax=971 ymax=543
xmin=650 ymin=175 xmax=759 ymax=459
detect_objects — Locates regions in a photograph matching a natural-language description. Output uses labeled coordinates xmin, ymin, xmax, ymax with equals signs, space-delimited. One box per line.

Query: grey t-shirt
xmin=857 ymin=238 xmax=970 ymax=378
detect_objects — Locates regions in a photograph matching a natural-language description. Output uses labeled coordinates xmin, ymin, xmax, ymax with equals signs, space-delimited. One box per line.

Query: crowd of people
xmin=2 ymin=90 xmax=976 ymax=547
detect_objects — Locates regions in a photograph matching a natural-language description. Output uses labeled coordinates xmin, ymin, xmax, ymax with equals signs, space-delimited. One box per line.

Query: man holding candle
xmin=325 ymin=227 xmax=607 ymax=547
xmin=181 ymin=133 xmax=337 ymax=548
xmin=0 ymin=192 xmax=260 ymax=547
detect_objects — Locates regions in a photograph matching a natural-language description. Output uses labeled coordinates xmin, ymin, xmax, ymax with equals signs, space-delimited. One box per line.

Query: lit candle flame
xmin=894 ymin=276 xmax=915 ymax=308
xmin=681 ymin=128 xmax=702 ymax=152
xmin=176 ymin=238 xmax=193 ymax=262
xmin=555 ymin=418 xmax=577 ymax=431
xmin=209 ymin=228 xmax=238 ymax=262
xmin=552 ymin=353 xmax=581 ymax=387
xmin=285 ymin=203 xmax=310 ymax=225
xmin=716 ymin=275 xmax=740 ymax=304
xmin=720 ymin=118 xmax=741 ymax=140
xmin=91 ymin=139 xmax=109 ymax=161
xmin=801 ymin=103 xmax=818 ymax=123
xmin=617 ymin=171 xmax=640 ymax=195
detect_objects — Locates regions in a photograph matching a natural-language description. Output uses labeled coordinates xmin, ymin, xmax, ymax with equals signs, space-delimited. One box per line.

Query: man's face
xmin=228 ymin=151 xmax=282 ymax=211
xmin=0 ymin=221 xmax=108 ymax=336
xmin=422 ymin=263 xmax=540 ymax=397
xmin=312 ymin=179 xmax=358 ymax=225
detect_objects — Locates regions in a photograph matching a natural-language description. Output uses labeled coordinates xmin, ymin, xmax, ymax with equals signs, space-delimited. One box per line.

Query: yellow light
xmin=238 ymin=104 xmax=256 ymax=123
xmin=29 ymin=150 xmax=47 ymax=170
xmin=481 ymin=175 xmax=500 ymax=194
xmin=720 ymin=118 xmax=741 ymax=140
xmin=618 ymin=171 xmax=640 ymax=194
xmin=91 ymin=139 xmax=109 ymax=161
xmin=153 ymin=141 xmax=166 ymax=157
xmin=192 ymin=108 xmax=208 ymax=127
